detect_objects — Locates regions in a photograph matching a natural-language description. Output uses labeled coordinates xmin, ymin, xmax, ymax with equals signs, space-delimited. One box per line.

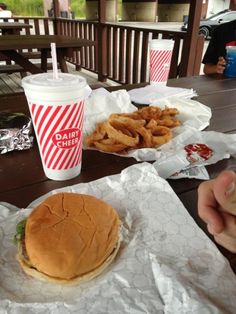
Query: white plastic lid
xmin=150 ymin=39 xmax=174 ymax=50
xmin=22 ymin=73 xmax=87 ymax=92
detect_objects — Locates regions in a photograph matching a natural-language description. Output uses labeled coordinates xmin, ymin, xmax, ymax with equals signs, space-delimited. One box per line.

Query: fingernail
xmin=225 ymin=181 xmax=235 ymax=196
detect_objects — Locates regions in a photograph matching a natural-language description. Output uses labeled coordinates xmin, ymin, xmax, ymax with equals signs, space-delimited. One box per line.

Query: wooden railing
xmin=55 ymin=18 xmax=204 ymax=84
xmin=1 ymin=17 xmax=204 ymax=84
xmin=0 ymin=17 xmax=54 ymax=66
xmin=0 ymin=16 xmax=54 ymax=35
xmin=55 ymin=19 xmax=97 ymax=73
xmin=98 ymin=23 xmax=187 ymax=84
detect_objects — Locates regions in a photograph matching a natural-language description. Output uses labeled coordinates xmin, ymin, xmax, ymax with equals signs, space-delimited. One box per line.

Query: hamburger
xmin=15 ymin=192 xmax=120 ymax=285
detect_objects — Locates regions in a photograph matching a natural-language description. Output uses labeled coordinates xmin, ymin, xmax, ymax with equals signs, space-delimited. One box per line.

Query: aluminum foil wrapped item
xmin=0 ymin=112 xmax=33 ymax=154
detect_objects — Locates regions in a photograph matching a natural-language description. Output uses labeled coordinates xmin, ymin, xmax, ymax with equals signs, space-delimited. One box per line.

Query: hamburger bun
xmin=16 ymin=192 xmax=120 ymax=285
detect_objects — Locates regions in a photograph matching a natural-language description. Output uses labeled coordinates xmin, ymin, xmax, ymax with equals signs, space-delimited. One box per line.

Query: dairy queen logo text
xmin=52 ymin=128 xmax=81 ymax=149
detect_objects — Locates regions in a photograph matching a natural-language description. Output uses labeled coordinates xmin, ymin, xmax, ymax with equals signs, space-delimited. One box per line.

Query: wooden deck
xmin=0 ymin=63 xmax=119 ymax=114
xmin=0 ymin=73 xmax=23 ymax=95
xmin=0 ymin=63 xmax=118 ymax=95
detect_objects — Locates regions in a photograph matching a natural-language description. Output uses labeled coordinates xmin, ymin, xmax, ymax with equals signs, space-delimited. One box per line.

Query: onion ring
xmin=110 ymin=116 xmax=146 ymax=129
xmin=138 ymin=106 xmax=162 ymax=120
xmin=156 ymin=118 xmax=181 ymax=128
xmin=85 ymin=122 xmax=107 ymax=146
xmin=136 ymin=127 xmax=153 ymax=148
xmin=161 ymin=108 xmax=179 ymax=116
xmin=94 ymin=138 xmax=128 ymax=152
xmin=85 ymin=106 xmax=180 ymax=153
xmin=110 ymin=112 xmax=142 ymax=120
xmin=105 ymin=120 xmax=139 ymax=147
xmin=150 ymin=126 xmax=173 ymax=147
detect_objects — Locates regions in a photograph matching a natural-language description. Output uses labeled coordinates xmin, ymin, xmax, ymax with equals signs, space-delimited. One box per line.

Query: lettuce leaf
xmin=14 ymin=219 xmax=27 ymax=245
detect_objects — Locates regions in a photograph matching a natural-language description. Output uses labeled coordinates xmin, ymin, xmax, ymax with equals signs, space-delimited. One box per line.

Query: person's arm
xmin=202 ymin=26 xmax=227 ymax=75
xmin=203 ymin=56 xmax=226 ymax=75
xmin=198 ymin=170 xmax=236 ymax=252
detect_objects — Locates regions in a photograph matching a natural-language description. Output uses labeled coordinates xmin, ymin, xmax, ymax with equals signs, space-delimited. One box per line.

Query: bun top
xmin=25 ymin=193 xmax=120 ymax=280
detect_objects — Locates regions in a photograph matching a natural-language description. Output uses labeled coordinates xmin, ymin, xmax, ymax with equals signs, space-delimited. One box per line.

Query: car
xmin=181 ymin=9 xmax=236 ymax=38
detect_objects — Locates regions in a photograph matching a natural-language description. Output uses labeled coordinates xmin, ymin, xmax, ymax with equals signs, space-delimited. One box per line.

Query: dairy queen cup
xmin=149 ymin=39 xmax=174 ymax=85
xmin=22 ymin=73 xmax=89 ymax=181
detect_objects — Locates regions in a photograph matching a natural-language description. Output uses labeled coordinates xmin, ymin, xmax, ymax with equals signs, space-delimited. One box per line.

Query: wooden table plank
xmin=0 ymin=35 xmax=95 ymax=74
xmin=0 ymin=35 xmax=95 ymax=50
xmin=0 ymin=22 xmax=32 ymax=35
xmin=167 ymin=74 xmax=236 ymax=96
xmin=1 ymin=73 xmax=23 ymax=93
xmin=0 ymin=92 xmax=29 ymax=113
xmin=1 ymin=49 xmax=44 ymax=74
xmin=0 ymin=73 xmax=13 ymax=93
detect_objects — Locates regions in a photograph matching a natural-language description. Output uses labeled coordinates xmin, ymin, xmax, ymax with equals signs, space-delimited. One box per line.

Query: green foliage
xmin=1 ymin=0 xmax=121 ymax=19
xmin=71 ymin=0 xmax=86 ymax=18
xmin=3 ymin=0 xmax=86 ymax=18
xmin=4 ymin=0 xmax=44 ymax=16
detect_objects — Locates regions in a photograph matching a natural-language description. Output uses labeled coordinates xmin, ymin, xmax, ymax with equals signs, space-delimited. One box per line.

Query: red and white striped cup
xmin=22 ymin=73 xmax=89 ymax=181
xmin=149 ymin=39 xmax=174 ymax=85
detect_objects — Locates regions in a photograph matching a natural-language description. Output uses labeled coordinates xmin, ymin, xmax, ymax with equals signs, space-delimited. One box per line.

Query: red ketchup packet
xmin=153 ymin=129 xmax=236 ymax=180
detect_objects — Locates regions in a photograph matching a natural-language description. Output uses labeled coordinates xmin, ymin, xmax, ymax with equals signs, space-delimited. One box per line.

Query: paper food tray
xmin=84 ymin=90 xmax=212 ymax=161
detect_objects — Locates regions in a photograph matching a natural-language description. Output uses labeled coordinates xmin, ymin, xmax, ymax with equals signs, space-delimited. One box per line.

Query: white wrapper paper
xmin=128 ymin=84 xmax=197 ymax=104
xmin=84 ymin=89 xmax=212 ymax=162
xmin=0 ymin=163 xmax=236 ymax=313
xmin=84 ymin=88 xmax=137 ymax=136
xmin=154 ymin=128 xmax=236 ymax=179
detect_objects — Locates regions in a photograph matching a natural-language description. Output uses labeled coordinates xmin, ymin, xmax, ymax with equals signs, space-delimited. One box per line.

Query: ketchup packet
xmin=0 ymin=112 xmax=33 ymax=154
xmin=153 ymin=128 xmax=236 ymax=179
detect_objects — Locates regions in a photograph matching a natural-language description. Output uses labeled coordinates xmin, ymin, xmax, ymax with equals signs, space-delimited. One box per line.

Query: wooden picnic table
xmin=0 ymin=22 xmax=32 ymax=35
xmin=0 ymin=35 xmax=95 ymax=73
xmin=1 ymin=74 xmax=236 ymax=273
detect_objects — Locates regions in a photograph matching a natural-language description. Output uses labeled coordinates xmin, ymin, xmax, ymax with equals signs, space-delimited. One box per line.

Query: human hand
xmin=203 ymin=57 xmax=226 ymax=75
xmin=198 ymin=170 xmax=236 ymax=252
xmin=215 ymin=56 xmax=226 ymax=74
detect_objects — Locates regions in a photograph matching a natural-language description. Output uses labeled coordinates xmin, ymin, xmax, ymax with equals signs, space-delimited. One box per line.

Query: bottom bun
xmin=17 ymin=239 xmax=120 ymax=286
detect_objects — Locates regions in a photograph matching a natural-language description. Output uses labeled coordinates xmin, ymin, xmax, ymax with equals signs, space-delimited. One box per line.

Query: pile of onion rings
xmin=85 ymin=106 xmax=181 ymax=153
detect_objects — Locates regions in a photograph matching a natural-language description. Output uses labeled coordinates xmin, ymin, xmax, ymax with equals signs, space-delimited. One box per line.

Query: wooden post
xmin=52 ymin=0 xmax=60 ymax=35
xmin=230 ymin=0 xmax=236 ymax=10
xmin=193 ymin=34 xmax=205 ymax=75
xmin=179 ymin=0 xmax=203 ymax=77
xmin=53 ymin=0 xmax=60 ymax=17
xmin=97 ymin=0 xmax=107 ymax=82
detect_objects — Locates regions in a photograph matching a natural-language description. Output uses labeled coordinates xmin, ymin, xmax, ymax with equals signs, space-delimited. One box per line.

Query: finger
xmin=207 ymin=211 xmax=236 ymax=235
xmin=217 ymin=64 xmax=226 ymax=72
xmin=220 ymin=211 xmax=236 ymax=237
xmin=198 ymin=181 xmax=225 ymax=233
xmin=207 ymin=223 xmax=218 ymax=235
xmin=212 ymin=210 xmax=236 ymax=252
xmin=216 ymin=68 xmax=225 ymax=74
xmin=214 ymin=232 xmax=236 ymax=253
xmin=218 ymin=56 xmax=226 ymax=63
xmin=218 ymin=60 xmax=226 ymax=66
xmin=213 ymin=170 xmax=236 ymax=215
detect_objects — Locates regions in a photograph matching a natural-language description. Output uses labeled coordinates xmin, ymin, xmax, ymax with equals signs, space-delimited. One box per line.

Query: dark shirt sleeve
xmin=202 ymin=31 xmax=219 ymax=65
xmin=202 ymin=20 xmax=235 ymax=65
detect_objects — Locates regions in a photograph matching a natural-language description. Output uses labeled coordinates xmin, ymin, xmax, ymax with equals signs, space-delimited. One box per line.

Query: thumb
xmin=213 ymin=170 xmax=236 ymax=216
